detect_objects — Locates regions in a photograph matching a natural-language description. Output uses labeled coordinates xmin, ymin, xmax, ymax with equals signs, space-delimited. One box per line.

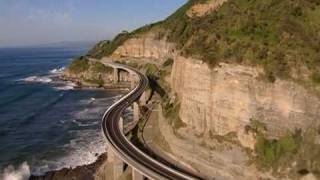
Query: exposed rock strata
xmin=63 ymin=61 xmax=131 ymax=88
xmin=110 ymin=30 xmax=320 ymax=149
xmin=186 ymin=0 xmax=227 ymax=17
xmin=111 ymin=33 xmax=175 ymax=64
xmin=171 ymin=56 xmax=320 ymax=148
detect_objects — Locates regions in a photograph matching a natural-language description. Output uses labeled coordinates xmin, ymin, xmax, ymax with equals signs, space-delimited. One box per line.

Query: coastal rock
xmin=29 ymin=154 xmax=108 ymax=180
xmin=63 ymin=60 xmax=131 ymax=89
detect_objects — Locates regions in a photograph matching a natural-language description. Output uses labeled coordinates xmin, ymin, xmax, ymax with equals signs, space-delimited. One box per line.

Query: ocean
xmin=0 ymin=44 xmax=123 ymax=176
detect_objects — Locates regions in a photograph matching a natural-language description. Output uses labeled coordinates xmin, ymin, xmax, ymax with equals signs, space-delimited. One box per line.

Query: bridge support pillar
xmin=107 ymin=117 xmax=125 ymax=180
xmin=130 ymin=73 xmax=136 ymax=89
xmin=113 ymin=68 xmax=119 ymax=84
xmin=132 ymin=169 xmax=144 ymax=180
xmin=107 ymin=149 xmax=124 ymax=180
xmin=113 ymin=156 xmax=124 ymax=180
xmin=133 ymin=102 xmax=139 ymax=122
xmin=139 ymin=91 xmax=146 ymax=106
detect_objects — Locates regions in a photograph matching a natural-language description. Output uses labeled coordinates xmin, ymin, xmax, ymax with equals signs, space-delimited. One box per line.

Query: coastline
xmin=29 ymin=153 xmax=108 ymax=180
xmin=28 ymin=74 xmax=130 ymax=180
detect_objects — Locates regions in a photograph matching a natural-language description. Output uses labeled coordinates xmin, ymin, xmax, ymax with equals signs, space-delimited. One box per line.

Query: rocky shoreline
xmin=28 ymin=70 xmax=128 ymax=180
xmin=29 ymin=153 xmax=108 ymax=180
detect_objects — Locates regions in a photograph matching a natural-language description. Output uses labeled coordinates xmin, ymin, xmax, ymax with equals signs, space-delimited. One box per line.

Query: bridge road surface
xmin=101 ymin=63 xmax=204 ymax=180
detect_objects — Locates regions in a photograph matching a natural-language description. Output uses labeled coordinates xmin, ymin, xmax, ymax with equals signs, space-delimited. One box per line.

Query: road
xmin=101 ymin=62 xmax=203 ymax=180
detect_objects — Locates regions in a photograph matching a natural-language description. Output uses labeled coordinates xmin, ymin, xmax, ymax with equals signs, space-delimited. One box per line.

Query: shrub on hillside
xmin=68 ymin=56 xmax=90 ymax=73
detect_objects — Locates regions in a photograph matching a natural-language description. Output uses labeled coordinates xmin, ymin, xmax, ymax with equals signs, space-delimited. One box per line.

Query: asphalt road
xmin=101 ymin=63 xmax=204 ymax=180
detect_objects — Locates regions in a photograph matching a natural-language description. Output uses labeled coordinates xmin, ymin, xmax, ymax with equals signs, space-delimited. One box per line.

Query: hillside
xmin=89 ymin=0 xmax=320 ymax=87
xmin=68 ymin=0 xmax=320 ymax=179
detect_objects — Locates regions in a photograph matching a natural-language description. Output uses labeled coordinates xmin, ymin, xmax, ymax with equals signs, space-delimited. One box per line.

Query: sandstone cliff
xmin=171 ymin=56 xmax=320 ymax=148
xmin=111 ymin=33 xmax=175 ymax=64
xmin=186 ymin=0 xmax=227 ymax=17
xmin=106 ymin=0 xmax=320 ymax=149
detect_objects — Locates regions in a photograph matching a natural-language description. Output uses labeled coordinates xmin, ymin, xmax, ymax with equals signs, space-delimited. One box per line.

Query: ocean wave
xmin=1 ymin=162 xmax=30 ymax=180
xmin=18 ymin=93 xmax=65 ymax=126
xmin=20 ymin=76 xmax=53 ymax=84
xmin=31 ymin=129 xmax=107 ymax=175
xmin=0 ymin=92 xmax=34 ymax=108
xmin=49 ymin=67 xmax=65 ymax=74
xmin=71 ymin=119 xmax=99 ymax=127
xmin=18 ymin=66 xmax=77 ymax=91
xmin=53 ymin=81 xmax=77 ymax=91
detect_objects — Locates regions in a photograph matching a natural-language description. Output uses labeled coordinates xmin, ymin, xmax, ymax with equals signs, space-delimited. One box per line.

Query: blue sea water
xmin=0 ymin=45 xmax=121 ymax=175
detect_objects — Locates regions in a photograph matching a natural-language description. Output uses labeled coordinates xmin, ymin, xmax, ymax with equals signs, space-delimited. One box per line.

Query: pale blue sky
xmin=0 ymin=0 xmax=186 ymax=47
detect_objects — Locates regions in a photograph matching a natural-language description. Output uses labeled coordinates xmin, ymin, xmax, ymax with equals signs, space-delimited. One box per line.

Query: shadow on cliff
xmin=147 ymin=75 xmax=166 ymax=103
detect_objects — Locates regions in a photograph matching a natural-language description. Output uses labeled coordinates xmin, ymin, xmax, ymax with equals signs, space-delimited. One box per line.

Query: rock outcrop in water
xmin=30 ymin=154 xmax=108 ymax=180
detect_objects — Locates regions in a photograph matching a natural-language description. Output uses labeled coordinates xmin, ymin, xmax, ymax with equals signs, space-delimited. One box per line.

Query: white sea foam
xmin=8 ymin=94 xmax=125 ymax=176
xmin=49 ymin=67 xmax=65 ymax=74
xmin=19 ymin=66 xmax=65 ymax=85
xmin=21 ymin=76 xmax=53 ymax=83
xmin=32 ymin=129 xmax=107 ymax=175
xmin=72 ymin=119 xmax=99 ymax=127
xmin=1 ymin=162 xmax=30 ymax=180
xmin=54 ymin=85 xmax=74 ymax=91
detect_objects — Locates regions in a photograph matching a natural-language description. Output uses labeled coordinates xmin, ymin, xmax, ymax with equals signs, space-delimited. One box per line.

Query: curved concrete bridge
xmin=97 ymin=58 xmax=203 ymax=180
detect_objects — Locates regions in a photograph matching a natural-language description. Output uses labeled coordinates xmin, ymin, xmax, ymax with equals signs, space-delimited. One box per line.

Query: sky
xmin=0 ymin=0 xmax=187 ymax=47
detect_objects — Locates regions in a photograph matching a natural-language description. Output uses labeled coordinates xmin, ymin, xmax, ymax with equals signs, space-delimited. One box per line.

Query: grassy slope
xmin=89 ymin=0 xmax=320 ymax=86
xmin=159 ymin=0 xmax=320 ymax=84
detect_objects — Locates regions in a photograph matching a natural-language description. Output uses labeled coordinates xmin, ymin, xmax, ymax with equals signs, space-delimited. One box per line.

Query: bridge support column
xmin=113 ymin=68 xmax=119 ymax=84
xmin=107 ymin=149 xmax=124 ymax=180
xmin=139 ymin=91 xmax=147 ymax=106
xmin=130 ymin=73 xmax=136 ymax=89
xmin=133 ymin=102 xmax=139 ymax=122
xmin=132 ymin=169 xmax=144 ymax=180
xmin=113 ymin=156 xmax=124 ymax=180
xmin=107 ymin=117 xmax=125 ymax=180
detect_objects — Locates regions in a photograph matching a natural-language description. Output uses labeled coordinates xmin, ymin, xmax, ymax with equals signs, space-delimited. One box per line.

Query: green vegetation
xmin=84 ymin=78 xmax=105 ymax=87
xmin=163 ymin=98 xmax=186 ymax=130
xmin=209 ymin=130 xmax=238 ymax=144
xmin=163 ymin=58 xmax=174 ymax=67
xmin=68 ymin=56 xmax=90 ymax=73
xmin=253 ymin=127 xmax=320 ymax=179
xmin=144 ymin=63 xmax=159 ymax=76
xmin=255 ymin=132 xmax=300 ymax=168
xmin=88 ymin=21 xmax=164 ymax=58
xmin=91 ymin=62 xmax=113 ymax=73
xmin=161 ymin=0 xmax=320 ymax=83
xmin=88 ymin=31 xmax=131 ymax=58
xmin=248 ymin=119 xmax=301 ymax=169
xmin=89 ymin=0 xmax=320 ymax=86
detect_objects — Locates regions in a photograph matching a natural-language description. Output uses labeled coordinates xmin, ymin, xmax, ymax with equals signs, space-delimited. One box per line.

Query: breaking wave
xmin=21 ymin=76 xmax=53 ymax=83
xmin=49 ymin=67 xmax=65 ymax=74
xmin=18 ymin=66 xmax=78 ymax=91
xmin=1 ymin=162 xmax=30 ymax=180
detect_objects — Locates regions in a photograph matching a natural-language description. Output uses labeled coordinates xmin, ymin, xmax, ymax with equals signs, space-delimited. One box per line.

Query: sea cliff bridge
xmin=95 ymin=58 xmax=203 ymax=180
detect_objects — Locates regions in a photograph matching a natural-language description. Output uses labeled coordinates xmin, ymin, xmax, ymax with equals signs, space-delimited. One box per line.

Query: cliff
xmin=67 ymin=0 xmax=320 ymax=178
xmin=63 ymin=56 xmax=131 ymax=88
xmin=171 ymin=57 xmax=320 ymax=148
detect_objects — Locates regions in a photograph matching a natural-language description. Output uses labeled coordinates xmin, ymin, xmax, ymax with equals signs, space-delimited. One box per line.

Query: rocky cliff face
xmin=107 ymin=19 xmax=320 ymax=148
xmin=171 ymin=56 xmax=320 ymax=148
xmin=111 ymin=33 xmax=175 ymax=64
xmin=186 ymin=0 xmax=227 ymax=17
xmin=63 ymin=59 xmax=131 ymax=88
